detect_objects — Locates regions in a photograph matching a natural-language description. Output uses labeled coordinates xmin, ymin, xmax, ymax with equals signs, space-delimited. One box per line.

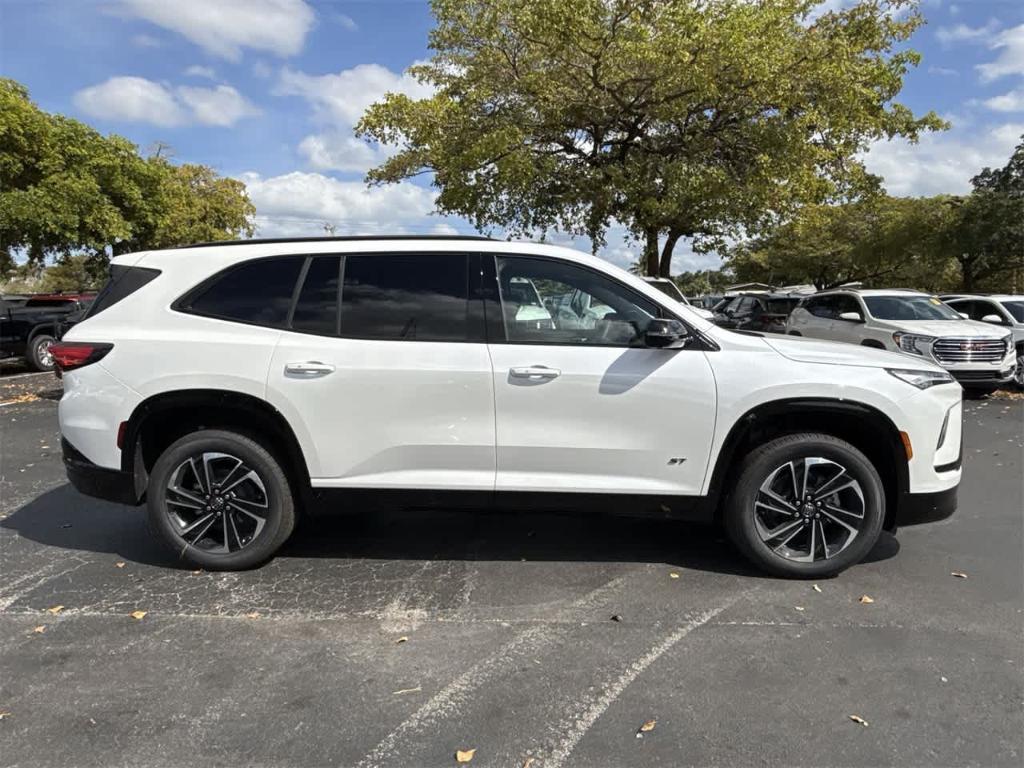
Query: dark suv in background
xmin=712 ymin=292 xmax=803 ymax=334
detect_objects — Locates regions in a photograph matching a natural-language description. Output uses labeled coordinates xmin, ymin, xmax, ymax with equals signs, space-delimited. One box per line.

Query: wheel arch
xmin=121 ymin=389 xmax=311 ymax=506
xmin=706 ymin=398 xmax=908 ymax=531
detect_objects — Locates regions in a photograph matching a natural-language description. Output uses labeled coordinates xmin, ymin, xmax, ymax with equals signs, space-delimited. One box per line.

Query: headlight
xmin=886 ymin=368 xmax=955 ymax=390
xmin=892 ymin=332 xmax=935 ymax=356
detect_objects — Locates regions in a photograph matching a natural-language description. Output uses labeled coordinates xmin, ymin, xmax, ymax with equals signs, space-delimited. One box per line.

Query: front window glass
xmin=864 ymin=295 xmax=962 ymax=321
xmin=496 ymin=256 xmax=660 ymax=346
xmin=999 ymin=301 xmax=1024 ymax=323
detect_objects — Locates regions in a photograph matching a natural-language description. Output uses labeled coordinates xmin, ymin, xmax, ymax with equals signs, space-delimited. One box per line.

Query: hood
xmin=763 ymin=335 xmax=943 ymax=371
xmin=877 ymin=319 xmax=1009 ymax=339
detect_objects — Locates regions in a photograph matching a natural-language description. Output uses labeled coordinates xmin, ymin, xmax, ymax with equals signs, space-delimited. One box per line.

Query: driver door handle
xmin=284 ymin=361 xmax=335 ymax=378
xmin=509 ymin=365 xmax=561 ymax=380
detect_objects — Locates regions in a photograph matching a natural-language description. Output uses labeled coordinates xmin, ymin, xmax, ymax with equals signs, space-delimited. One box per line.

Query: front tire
xmin=27 ymin=333 xmax=56 ymax=372
xmin=147 ymin=430 xmax=296 ymax=570
xmin=725 ymin=434 xmax=885 ymax=578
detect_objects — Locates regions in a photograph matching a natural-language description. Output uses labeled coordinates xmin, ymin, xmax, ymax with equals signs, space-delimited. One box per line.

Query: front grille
xmin=932 ymin=337 xmax=1006 ymax=364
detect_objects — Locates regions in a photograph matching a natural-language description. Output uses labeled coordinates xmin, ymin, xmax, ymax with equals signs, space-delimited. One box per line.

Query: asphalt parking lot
xmin=0 ymin=370 xmax=1021 ymax=768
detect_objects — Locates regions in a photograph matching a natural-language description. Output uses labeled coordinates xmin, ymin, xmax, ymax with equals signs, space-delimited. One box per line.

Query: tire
xmin=1014 ymin=351 xmax=1024 ymax=390
xmin=26 ymin=333 xmax=56 ymax=372
xmin=724 ymin=433 xmax=885 ymax=578
xmin=147 ymin=429 xmax=296 ymax=570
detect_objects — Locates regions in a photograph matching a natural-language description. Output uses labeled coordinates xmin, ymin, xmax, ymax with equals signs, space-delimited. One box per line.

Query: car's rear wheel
xmin=27 ymin=333 xmax=56 ymax=372
xmin=147 ymin=430 xmax=296 ymax=570
xmin=725 ymin=433 xmax=885 ymax=578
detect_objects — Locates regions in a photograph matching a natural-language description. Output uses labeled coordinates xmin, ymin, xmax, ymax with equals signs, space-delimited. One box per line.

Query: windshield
xmin=646 ymin=280 xmax=687 ymax=303
xmin=863 ymin=296 xmax=962 ymax=321
xmin=1000 ymin=300 xmax=1024 ymax=323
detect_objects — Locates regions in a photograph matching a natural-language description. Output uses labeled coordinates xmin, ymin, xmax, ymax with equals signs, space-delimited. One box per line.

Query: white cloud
xmin=177 ymin=85 xmax=261 ymax=126
xmin=927 ymin=66 xmax=959 ymax=77
xmin=131 ymin=33 xmax=162 ymax=48
xmin=297 ymin=133 xmax=394 ymax=173
xmin=74 ymin=77 xmax=259 ymax=127
xmin=74 ymin=76 xmax=185 ymax=127
xmin=864 ymin=121 xmax=1024 ymax=196
xmin=252 ymin=61 xmax=273 ymax=79
xmin=238 ymin=171 xmax=451 ymax=236
xmin=277 ymin=63 xmax=433 ymax=125
xmin=115 ymin=0 xmax=315 ymax=61
xmin=936 ymin=20 xmax=1000 ymax=45
xmin=335 ymin=13 xmax=358 ymax=31
xmin=984 ymin=88 xmax=1024 ymax=113
xmin=184 ymin=65 xmax=216 ymax=80
xmin=977 ymin=24 xmax=1024 ymax=82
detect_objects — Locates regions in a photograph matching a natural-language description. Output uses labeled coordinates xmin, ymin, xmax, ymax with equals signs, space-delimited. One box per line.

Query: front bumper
xmin=62 ymin=437 xmax=140 ymax=505
xmin=899 ymin=484 xmax=958 ymax=526
xmin=949 ymin=367 xmax=1015 ymax=387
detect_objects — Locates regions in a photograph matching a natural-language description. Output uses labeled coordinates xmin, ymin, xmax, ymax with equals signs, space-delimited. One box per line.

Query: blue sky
xmin=1 ymin=0 xmax=1023 ymax=272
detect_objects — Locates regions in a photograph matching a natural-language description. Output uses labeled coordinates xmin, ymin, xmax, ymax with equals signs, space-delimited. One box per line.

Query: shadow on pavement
xmin=2 ymin=483 xmax=899 ymax=577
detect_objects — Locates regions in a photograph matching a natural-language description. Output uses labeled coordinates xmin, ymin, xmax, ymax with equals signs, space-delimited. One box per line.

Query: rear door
xmin=485 ymin=254 xmax=716 ymax=495
xmin=266 ymin=252 xmax=496 ymax=490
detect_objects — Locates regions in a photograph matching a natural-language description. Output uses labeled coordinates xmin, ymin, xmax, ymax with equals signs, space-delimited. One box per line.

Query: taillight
xmin=50 ymin=342 xmax=113 ymax=372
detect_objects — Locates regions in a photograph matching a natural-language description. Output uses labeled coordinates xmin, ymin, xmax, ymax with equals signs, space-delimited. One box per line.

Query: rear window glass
xmin=291 ymin=256 xmax=340 ymax=335
xmin=339 ymin=253 xmax=469 ymax=341
xmin=1001 ymin=301 xmax=1024 ymax=323
xmin=86 ymin=265 xmax=161 ymax=318
xmin=183 ymin=256 xmax=304 ymax=327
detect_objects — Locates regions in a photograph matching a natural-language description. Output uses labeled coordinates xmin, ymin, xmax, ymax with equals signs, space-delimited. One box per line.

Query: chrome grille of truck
xmin=932 ymin=337 xmax=1006 ymax=364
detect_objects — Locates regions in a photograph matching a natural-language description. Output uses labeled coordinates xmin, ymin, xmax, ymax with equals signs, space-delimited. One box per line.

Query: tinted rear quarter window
xmin=339 ymin=253 xmax=469 ymax=341
xmin=183 ymin=256 xmax=304 ymax=327
xmin=86 ymin=265 xmax=161 ymax=318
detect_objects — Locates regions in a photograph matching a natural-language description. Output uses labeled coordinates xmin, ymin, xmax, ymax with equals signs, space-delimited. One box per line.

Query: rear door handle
xmin=284 ymin=361 xmax=335 ymax=378
xmin=509 ymin=365 xmax=561 ymax=380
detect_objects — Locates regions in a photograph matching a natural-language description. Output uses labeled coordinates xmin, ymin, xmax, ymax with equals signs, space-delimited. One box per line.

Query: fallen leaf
xmin=0 ymin=711 xmax=10 ymax=721
xmin=849 ymin=714 xmax=869 ymax=727
xmin=32 ymin=625 xmax=45 ymax=634
xmin=522 ymin=758 xmax=536 ymax=768
xmin=245 ymin=612 xmax=260 ymax=619
xmin=940 ymin=676 xmax=948 ymax=683
xmin=47 ymin=605 xmax=64 ymax=615
xmin=794 ymin=606 xmax=805 ymax=612
xmin=392 ymin=685 xmax=422 ymax=695
xmin=115 ymin=562 xmax=126 ymax=569
xmin=858 ymin=595 xmax=875 ymax=604
xmin=812 ymin=584 xmax=822 ymax=593
xmin=610 ymin=614 xmax=623 ymax=622
xmin=950 ymin=571 xmax=968 ymax=579
xmin=669 ymin=573 xmax=680 ymax=579
xmin=636 ymin=719 xmax=656 ymax=737
xmin=130 ymin=610 xmax=147 ymax=620
xmin=395 ymin=636 xmax=408 ymax=644
xmin=455 ymin=748 xmax=476 ymax=762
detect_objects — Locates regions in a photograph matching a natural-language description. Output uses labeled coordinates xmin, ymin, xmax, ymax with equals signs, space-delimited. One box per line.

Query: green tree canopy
xmin=0 ymin=78 xmax=255 ymax=278
xmin=358 ymin=0 xmax=945 ymax=275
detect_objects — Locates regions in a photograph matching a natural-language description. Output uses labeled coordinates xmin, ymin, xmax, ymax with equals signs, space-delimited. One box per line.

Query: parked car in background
xmin=0 ymin=292 xmax=96 ymax=371
xmin=712 ymin=292 xmax=803 ymax=334
xmin=57 ymin=236 xmax=959 ymax=578
xmin=786 ymin=289 xmax=1015 ymax=395
xmin=640 ymin=277 xmax=714 ymax=319
xmin=1 ymin=294 xmax=31 ymax=307
xmin=941 ymin=294 xmax=1024 ymax=387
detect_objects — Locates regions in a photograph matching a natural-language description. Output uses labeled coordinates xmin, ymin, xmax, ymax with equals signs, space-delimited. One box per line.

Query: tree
xmin=0 ymin=78 xmax=255 ymax=272
xmin=358 ymin=0 xmax=944 ymax=275
xmin=952 ymin=136 xmax=1024 ymax=291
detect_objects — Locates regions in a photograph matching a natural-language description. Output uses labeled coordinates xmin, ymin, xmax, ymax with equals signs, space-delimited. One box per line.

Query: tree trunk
xmin=958 ymin=255 xmax=975 ymax=292
xmin=659 ymin=230 xmax=682 ymax=278
xmin=643 ymin=226 xmax=659 ymax=276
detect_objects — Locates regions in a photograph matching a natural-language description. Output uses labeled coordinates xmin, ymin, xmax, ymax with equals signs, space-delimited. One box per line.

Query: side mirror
xmin=981 ymin=314 xmax=1004 ymax=324
xmin=645 ymin=318 xmax=690 ymax=348
xmin=838 ymin=311 xmax=864 ymax=323
xmin=957 ymin=312 xmax=969 ymax=320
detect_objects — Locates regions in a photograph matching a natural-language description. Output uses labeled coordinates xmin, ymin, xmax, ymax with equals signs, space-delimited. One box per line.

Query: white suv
xmin=786 ymin=289 xmax=1015 ymax=395
xmin=941 ymin=295 xmax=1024 ymax=388
xmin=56 ymin=237 xmax=962 ymax=577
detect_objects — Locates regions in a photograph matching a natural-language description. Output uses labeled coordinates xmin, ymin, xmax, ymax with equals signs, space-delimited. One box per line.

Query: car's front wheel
xmin=147 ymin=430 xmax=296 ymax=570
xmin=725 ymin=433 xmax=885 ymax=578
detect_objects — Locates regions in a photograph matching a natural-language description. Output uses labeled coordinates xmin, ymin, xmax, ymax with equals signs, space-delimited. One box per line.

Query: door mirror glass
xmin=644 ymin=318 xmax=689 ymax=348
xmin=957 ymin=312 xmax=969 ymax=320
xmin=981 ymin=314 xmax=1004 ymax=324
xmin=838 ymin=311 xmax=863 ymax=323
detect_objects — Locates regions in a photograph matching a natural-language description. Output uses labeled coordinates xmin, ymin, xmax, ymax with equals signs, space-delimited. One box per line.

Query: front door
xmin=265 ymin=252 xmax=496 ymax=491
xmin=486 ymin=255 xmax=717 ymax=496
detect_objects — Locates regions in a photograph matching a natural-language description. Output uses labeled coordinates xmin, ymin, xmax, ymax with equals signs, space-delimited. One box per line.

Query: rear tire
xmin=147 ymin=429 xmax=296 ymax=570
xmin=27 ymin=333 xmax=56 ymax=372
xmin=724 ymin=433 xmax=885 ymax=578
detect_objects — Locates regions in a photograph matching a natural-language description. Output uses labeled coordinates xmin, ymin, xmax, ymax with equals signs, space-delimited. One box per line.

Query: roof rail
xmin=171 ymin=235 xmax=494 ymax=250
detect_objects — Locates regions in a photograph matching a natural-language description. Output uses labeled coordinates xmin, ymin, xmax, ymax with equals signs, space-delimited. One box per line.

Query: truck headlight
xmin=886 ymin=368 xmax=955 ymax=390
xmin=892 ymin=332 xmax=935 ymax=356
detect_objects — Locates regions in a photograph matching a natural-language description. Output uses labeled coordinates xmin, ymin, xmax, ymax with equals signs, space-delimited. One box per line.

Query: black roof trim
xmin=171 ymin=235 xmax=494 ymax=250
